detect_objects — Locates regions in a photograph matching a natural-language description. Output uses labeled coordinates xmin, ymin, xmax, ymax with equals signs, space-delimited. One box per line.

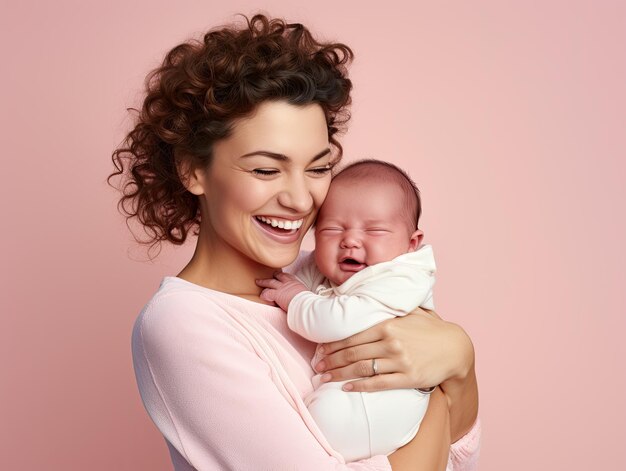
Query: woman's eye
xmin=307 ymin=164 xmax=333 ymax=176
xmin=252 ymin=168 xmax=279 ymax=176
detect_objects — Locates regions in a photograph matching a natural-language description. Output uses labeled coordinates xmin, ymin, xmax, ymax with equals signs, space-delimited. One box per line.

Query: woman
xmin=110 ymin=14 xmax=480 ymax=470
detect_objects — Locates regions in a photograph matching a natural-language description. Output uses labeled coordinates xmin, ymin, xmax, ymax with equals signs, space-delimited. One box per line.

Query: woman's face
xmin=193 ymin=100 xmax=333 ymax=270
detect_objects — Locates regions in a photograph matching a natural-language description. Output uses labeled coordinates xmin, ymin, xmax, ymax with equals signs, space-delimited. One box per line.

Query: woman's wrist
xmin=443 ymin=321 xmax=475 ymax=383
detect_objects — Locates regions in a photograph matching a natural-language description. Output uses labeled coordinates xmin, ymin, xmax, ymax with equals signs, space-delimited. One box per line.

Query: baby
xmin=257 ymin=159 xmax=437 ymax=461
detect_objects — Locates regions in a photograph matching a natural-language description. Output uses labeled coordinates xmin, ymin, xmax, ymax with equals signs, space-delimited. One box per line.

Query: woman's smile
xmin=255 ymin=216 xmax=305 ymax=231
xmin=252 ymin=215 xmax=307 ymax=244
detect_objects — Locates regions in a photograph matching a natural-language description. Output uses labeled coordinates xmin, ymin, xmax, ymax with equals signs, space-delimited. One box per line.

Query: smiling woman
xmin=109 ymin=14 xmax=479 ymax=471
xmin=176 ymin=101 xmax=335 ymax=296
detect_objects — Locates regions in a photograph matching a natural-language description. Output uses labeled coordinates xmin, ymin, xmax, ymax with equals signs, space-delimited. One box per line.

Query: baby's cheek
xmin=314 ymin=240 xmax=334 ymax=267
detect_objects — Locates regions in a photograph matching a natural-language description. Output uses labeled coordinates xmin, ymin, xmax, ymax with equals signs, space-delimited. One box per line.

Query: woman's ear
xmin=176 ymin=157 xmax=206 ymax=196
xmin=407 ymin=230 xmax=424 ymax=252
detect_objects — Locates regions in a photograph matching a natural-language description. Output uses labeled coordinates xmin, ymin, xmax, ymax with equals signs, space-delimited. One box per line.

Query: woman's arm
xmin=388 ymin=387 xmax=451 ymax=471
xmin=311 ymin=309 xmax=479 ymax=443
xmin=428 ymin=318 xmax=479 ymax=443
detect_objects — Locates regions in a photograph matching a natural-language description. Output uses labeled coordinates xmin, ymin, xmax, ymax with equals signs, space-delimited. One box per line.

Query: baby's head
xmin=314 ymin=159 xmax=423 ymax=285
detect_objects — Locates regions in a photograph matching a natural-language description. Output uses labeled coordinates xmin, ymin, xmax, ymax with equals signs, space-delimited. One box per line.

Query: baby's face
xmin=314 ymin=179 xmax=421 ymax=285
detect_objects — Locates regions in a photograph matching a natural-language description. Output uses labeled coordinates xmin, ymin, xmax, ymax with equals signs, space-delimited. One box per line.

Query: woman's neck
xmin=176 ymin=232 xmax=279 ymax=304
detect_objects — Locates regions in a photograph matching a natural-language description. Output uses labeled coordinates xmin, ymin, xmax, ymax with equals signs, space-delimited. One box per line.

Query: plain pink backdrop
xmin=1 ymin=1 xmax=624 ymax=470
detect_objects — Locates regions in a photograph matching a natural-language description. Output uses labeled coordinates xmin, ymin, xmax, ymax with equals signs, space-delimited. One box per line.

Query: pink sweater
xmin=132 ymin=276 xmax=481 ymax=470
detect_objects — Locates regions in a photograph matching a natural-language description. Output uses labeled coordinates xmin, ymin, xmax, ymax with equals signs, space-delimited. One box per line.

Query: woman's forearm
xmin=439 ymin=323 xmax=479 ymax=443
xmin=387 ymin=387 xmax=451 ymax=471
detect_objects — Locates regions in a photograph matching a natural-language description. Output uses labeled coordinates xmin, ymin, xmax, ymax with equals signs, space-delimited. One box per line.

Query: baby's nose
xmin=340 ymin=231 xmax=362 ymax=248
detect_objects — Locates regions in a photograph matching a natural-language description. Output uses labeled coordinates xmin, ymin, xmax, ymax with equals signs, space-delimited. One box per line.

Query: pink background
xmin=2 ymin=1 xmax=624 ymax=469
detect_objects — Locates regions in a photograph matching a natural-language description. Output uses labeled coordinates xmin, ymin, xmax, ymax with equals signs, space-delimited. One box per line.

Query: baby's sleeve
xmin=288 ymin=291 xmax=399 ymax=343
xmin=287 ymin=255 xmax=435 ymax=343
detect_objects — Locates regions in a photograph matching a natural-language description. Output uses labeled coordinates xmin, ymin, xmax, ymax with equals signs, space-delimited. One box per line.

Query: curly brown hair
xmin=107 ymin=14 xmax=353 ymax=253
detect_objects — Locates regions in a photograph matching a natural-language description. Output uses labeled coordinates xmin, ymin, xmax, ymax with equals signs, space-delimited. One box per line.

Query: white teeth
xmin=256 ymin=216 xmax=304 ymax=230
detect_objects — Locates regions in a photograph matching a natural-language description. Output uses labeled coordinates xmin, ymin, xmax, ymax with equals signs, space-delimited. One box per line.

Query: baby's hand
xmin=256 ymin=272 xmax=309 ymax=311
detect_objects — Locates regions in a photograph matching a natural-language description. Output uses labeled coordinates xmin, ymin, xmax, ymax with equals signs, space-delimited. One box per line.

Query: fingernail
xmin=318 ymin=345 xmax=325 ymax=354
xmin=321 ymin=373 xmax=331 ymax=382
xmin=315 ymin=361 xmax=326 ymax=372
xmin=342 ymin=383 xmax=353 ymax=391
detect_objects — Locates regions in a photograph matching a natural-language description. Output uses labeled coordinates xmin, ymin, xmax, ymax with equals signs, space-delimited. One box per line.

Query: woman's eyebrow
xmin=239 ymin=148 xmax=331 ymax=163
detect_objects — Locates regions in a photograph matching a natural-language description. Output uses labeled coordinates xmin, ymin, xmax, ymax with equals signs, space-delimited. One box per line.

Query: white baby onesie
xmin=288 ymin=245 xmax=437 ymax=461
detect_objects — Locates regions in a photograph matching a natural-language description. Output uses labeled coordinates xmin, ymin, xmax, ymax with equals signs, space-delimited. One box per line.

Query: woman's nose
xmin=277 ymin=177 xmax=314 ymax=213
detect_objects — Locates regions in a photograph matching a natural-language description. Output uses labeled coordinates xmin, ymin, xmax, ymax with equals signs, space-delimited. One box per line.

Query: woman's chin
xmin=250 ymin=217 xmax=309 ymax=268
xmin=256 ymin=247 xmax=301 ymax=269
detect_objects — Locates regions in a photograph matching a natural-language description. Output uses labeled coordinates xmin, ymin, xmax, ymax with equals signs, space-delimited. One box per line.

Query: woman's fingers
xmin=341 ymin=372 xmax=409 ymax=392
xmin=318 ymin=321 xmax=388 ymax=356
xmin=320 ymin=311 xmax=433 ymax=357
xmin=314 ymin=340 xmax=389 ymax=373
xmin=319 ymin=357 xmax=394 ymax=382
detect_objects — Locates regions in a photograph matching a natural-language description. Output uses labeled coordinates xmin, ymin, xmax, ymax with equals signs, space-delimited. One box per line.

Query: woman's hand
xmin=314 ymin=308 xmax=478 ymax=442
xmin=314 ymin=308 xmax=472 ymax=391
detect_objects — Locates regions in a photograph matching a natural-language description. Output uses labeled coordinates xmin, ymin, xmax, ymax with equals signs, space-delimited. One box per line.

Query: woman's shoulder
xmin=137 ymin=276 xmax=222 ymax=321
xmin=132 ymin=277 xmax=249 ymax=355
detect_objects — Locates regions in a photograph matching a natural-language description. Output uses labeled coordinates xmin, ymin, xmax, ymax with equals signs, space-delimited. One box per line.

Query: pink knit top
xmin=132 ymin=276 xmax=481 ymax=470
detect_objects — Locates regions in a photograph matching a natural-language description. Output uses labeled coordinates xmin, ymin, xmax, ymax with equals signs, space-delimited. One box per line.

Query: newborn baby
xmin=258 ymin=159 xmax=437 ymax=461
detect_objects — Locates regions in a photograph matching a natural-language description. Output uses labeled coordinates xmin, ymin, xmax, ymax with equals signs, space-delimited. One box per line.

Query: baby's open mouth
xmin=341 ymin=258 xmax=361 ymax=265
xmin=339 ymin=257 xmax=367 ymax=272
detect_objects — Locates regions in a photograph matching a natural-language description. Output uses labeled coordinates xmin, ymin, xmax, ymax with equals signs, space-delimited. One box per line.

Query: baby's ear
xmin=408 ymin=230 xmax=424 ymax=252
